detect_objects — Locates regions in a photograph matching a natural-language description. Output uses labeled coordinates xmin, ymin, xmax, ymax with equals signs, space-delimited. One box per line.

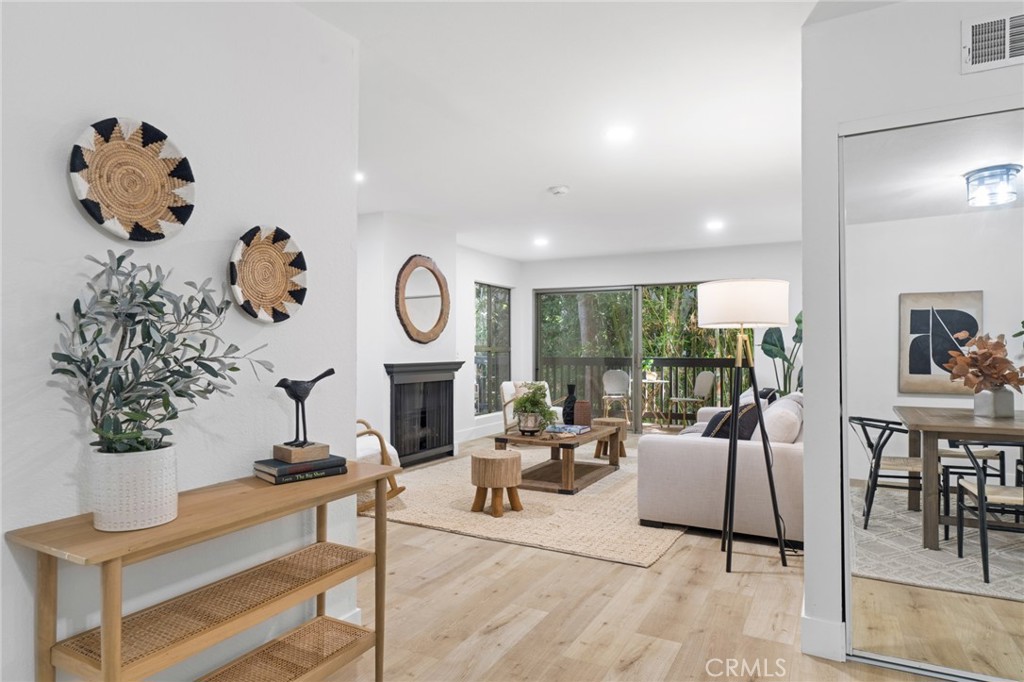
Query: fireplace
xmin=384 ymin=361 xmax=464 ymax=467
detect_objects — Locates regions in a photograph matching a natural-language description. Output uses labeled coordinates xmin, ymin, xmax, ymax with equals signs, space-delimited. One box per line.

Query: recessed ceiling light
xmin=605 ymin=124 xmax=635 ymax=144
xmin=706 ymin=220 xmax=725 ymax=231
xmin=354 ymin=171 xmax=366 ymax=183
xmin=533 ymin=237 xmax=549 ymax=247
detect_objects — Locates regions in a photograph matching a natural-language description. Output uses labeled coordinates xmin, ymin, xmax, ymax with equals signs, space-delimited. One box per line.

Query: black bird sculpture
xmin=275 ymin=368 xmax=336 ymax=447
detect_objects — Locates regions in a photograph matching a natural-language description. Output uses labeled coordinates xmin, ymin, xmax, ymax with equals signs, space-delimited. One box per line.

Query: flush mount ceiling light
xmin=354 ymin=171 xmax=366 ymax=183
xmin=533 ymin=236 xmax=549 ymax=247
xmin=964 ymin=164 xmax=1021 ymax=207
xmin=605 ymin=124 xmax=635 ymax=144
xmin=706 ymin=220 xmax=725 ymax=232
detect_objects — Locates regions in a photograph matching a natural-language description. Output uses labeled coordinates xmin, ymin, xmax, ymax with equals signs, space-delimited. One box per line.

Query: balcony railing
xmin=536 ymin=356 xmax=750 ymax=426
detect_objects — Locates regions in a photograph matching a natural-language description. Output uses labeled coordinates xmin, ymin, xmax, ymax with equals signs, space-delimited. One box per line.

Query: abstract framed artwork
xmin=898 ymin=291 xmax=982 ymax=394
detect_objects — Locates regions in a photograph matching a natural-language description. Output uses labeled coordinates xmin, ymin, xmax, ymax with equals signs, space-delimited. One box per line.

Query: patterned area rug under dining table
xmin=851 ymin=487 xmax=1024 ymax=601
xmin=358 ymin=440 xmax=683 ymax=568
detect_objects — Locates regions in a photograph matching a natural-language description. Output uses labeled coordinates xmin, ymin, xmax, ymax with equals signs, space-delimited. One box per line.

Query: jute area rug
xmin=359 ymin=436 xmax=684 ymax=568
xmin=851 ymin=487 xmax=1024 ymax=601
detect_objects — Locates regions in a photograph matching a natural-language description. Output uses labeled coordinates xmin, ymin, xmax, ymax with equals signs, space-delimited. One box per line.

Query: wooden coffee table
xmin=494 ymin=425 xmax=618 ymax=494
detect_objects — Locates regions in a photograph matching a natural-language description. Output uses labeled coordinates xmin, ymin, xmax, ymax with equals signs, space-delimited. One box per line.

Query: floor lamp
xmin=697 ymin=279 xmax=790 ymax=573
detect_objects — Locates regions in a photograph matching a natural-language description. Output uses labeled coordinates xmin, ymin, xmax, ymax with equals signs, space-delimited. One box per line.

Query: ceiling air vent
xmin=962 ymin=13 xmax=1024 ymax=73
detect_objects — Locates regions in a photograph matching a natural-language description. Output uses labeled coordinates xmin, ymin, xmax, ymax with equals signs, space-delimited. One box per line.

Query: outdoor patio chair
xmin=668 ymin=370 xmax=715 ymax=426
xmin=955 ymin=442 xmax=1024 ymax=583
xmin=601 ymin=369 xmax=632 ymax=426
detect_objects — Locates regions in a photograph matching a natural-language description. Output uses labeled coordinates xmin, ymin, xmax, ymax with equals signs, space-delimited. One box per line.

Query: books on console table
xmin=253 ymin=465 xmax=348 ymax=485
xmin=544 ymin=424 xmax=591 ymax=435
xmin=254 ymin=454 xmax=347 ymax=476
xmin=253 ymin=454 xmax=348 ymax=484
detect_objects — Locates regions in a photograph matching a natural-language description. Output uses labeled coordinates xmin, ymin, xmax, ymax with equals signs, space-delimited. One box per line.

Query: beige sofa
xmin=637 ymin=395 xmax=804 ymax=542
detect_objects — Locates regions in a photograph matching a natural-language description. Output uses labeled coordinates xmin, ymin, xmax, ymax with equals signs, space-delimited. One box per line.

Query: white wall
xmin=1 ymin=3 xmax=358 ymax=680
xmin=356 ymin=212 xmax=458 ymax=440
xmin=802 ymin=0 xmax=1024 ymax=660
xmin=520 ymin=241 xmax=804 ymax=391
xmin=454 ymin=246 xmax=525 ymax=441
xmin=845 ymin=211 xmax=1024 ymax=480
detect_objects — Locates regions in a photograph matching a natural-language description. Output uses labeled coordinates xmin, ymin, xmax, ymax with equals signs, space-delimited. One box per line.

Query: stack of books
xmin=545 ymin=424 xmax=591 ymax=435
xmin=253 ymin=454 xmax=347 ymax=485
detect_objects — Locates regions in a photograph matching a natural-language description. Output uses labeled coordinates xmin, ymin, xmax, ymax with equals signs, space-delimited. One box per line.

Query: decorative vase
xmin=518 ymin=412 xmax=543 ymax=436
xmin=90 ymin=444 xmax=178 ymax=531
xmin=973 ymin=387 xmax=1014 ymax=419
xmin=563 ymin=384 xmax=577 ymax=425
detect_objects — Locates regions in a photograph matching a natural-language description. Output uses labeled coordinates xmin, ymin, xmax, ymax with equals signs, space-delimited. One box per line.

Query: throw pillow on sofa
xmin=702 ymin=403 xmax=759 ymax=440
xmin=738 ymin=386 xmax=778 ymax=410
xmin=751 ymin=398 xmax=803 ymax=444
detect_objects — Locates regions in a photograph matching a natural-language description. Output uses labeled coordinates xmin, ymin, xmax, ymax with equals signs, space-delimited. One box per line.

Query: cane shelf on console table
xmin=5 ymin=461 xmax=400 ymax=682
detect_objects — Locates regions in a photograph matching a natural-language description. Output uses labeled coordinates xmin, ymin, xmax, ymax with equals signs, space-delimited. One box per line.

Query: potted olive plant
xmin=52 ymin=251 xmax=272 ymax=531
xmin=512 ymin=382 xmax=556 ymax=435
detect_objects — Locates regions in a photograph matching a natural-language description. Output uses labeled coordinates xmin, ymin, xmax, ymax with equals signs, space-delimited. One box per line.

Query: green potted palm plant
xmin=512 ymin=382 xmax=556 ymax=435
xmin=51 ymin=250 xmax=272 ymax=531
xmin=760 ymin=311 xmax=803 ymax=395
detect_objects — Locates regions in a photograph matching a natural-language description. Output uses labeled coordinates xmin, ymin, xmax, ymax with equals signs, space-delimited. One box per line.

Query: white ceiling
xmin=843 ymin=109 xmax=1024 ymax=225
xmin=304 ymin=2 xmax=814 ymax=261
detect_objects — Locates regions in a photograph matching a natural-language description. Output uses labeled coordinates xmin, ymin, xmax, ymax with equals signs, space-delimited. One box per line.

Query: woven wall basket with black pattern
xmin=229 ymin=226 xmax=307 ymax=323
xmin=69 ymin=117 xmax=195 ymax=241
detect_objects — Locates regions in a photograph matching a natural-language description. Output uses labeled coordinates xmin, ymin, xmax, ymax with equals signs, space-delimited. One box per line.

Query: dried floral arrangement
xmin=944 ymin=332 xmax=1024 ymax=394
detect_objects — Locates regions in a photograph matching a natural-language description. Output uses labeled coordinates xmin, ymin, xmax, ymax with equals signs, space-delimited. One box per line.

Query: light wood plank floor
xmin=347 ymin=518 xmax=928 ymax=681
xmin=852 ymin=576 xmax=1024 ymax=680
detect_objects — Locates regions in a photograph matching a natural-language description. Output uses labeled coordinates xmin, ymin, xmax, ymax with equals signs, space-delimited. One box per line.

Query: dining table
xmin=892 ymin=406 xmax=1024 ymax=550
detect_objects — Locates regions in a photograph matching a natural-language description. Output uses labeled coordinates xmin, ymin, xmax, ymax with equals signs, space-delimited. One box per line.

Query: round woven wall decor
xmin=69 ymin=117 xmax=195 ymax=241
xmin=229 ymin=226 xmax=307 ymax=323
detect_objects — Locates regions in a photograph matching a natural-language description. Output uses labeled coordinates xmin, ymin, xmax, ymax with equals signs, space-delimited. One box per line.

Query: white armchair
xmin=499 ymin=381 xmax=564 ymax=434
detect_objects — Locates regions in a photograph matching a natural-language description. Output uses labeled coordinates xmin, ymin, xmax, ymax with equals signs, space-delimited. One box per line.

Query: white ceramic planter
xmin=518 ymin=412 xmax=543 ymax=435
xmin=90 ymin=444 xmax=178 ymax=531
xmin=974 ymin=387 xmax=1014 ymax=419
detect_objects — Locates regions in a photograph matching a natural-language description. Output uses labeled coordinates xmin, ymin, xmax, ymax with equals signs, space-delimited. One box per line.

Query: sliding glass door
xmin=535 ymin=288 xmax=636 ymax=423
xmin=535 ymin=285 xmax=744 ymax=430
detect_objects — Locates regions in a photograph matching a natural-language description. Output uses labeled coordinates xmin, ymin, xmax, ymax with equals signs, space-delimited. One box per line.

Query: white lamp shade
xmin=697 ymin=279 xmax=790 ymax=328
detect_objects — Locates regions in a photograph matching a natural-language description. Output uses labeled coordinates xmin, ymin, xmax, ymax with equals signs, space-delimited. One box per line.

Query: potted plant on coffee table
xmin=51 ymin=250 xmax=272 ymax=531
xmin=511 ymin=382 xmax=557 ymax=436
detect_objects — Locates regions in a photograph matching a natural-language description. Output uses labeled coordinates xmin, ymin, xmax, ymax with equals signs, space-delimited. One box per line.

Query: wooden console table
xmin=6 ymin=461 xmax=400 ymax=682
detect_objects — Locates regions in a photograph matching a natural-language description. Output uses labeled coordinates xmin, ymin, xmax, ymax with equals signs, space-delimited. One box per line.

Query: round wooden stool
xmin=471 ymin=449 xmax=523 ymax=517
xmin=592 ymin=417 xmax=628 ymax=459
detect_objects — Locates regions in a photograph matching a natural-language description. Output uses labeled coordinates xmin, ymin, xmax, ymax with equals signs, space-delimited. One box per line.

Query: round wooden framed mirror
xmin=395 ymin=254 xmax=450 ymax=344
